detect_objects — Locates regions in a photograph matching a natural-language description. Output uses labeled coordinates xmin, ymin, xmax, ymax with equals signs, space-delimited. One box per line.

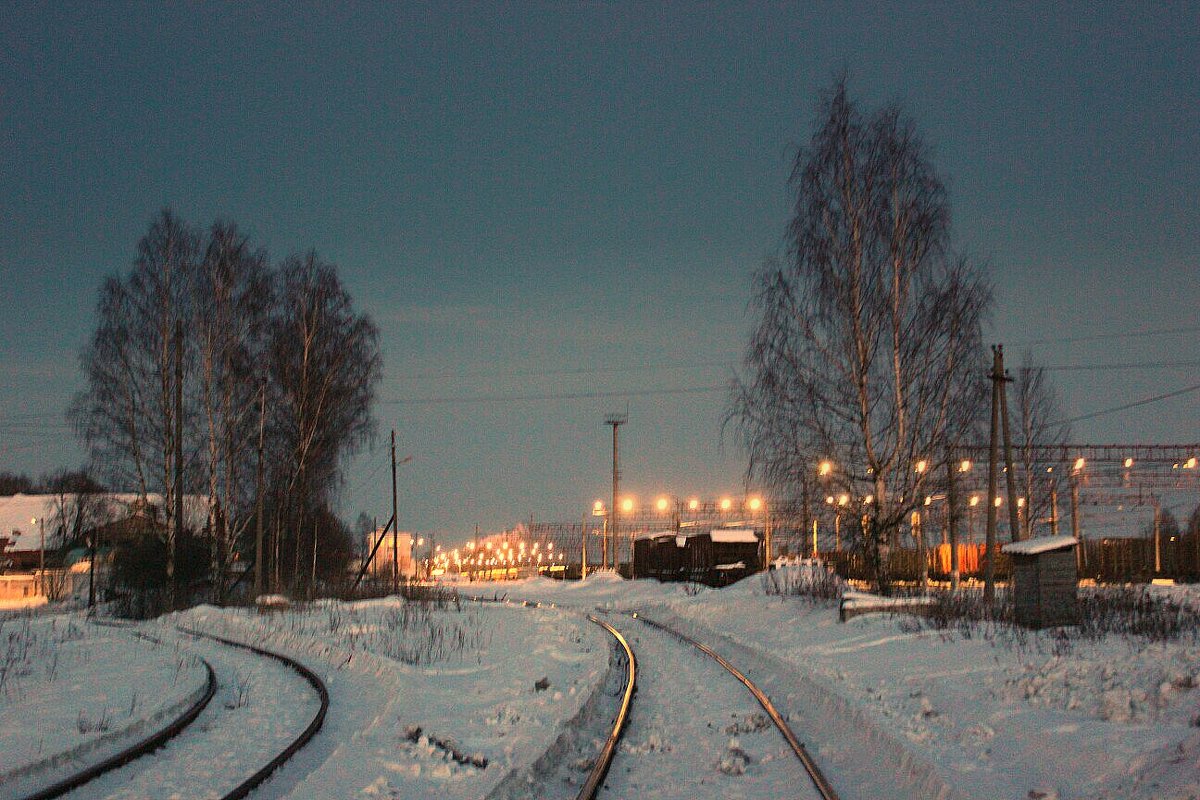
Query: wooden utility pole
xmin=272 ymin=515 xmax=281 ymax=594
xmin=38 ymin=516 xmax=44 ymax=597
xmin=947 ymin=450 xmax=960 ymax=590
xmin=1049 ymin=482 xmax=1059 ymax=537
xmin=391 ymin=429 xmax=399 ymax=595
xmin=1070 ymin=463 xmax=1083 ymax=573
xmin=914 ymin=510 xmax=928 ymax=594
xmin=88 ymin=526 xmax=97 ymax=609
xmin=310 ymin=516 xmax=318 ymax=598
xmin=601 ymin=517 xmax=608 ymax=571
xmin=997 ymin=346 xmax=1022 ymax=542
xmin=254 ymin=377 xmax=266 ymax=599
xmin=984 ymin=345 xmax=1003 ymax=603
xmin=764 ymin=512 xmax=773 ymax=565
xmin=172 ymin=319 xmax=183 ymax=605
xmin=1153 ymin=498 xmax=1162 ymax=574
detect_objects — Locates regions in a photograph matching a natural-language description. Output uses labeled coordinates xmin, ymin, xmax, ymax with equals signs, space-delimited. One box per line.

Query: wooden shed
xmin=1002 ymin=535 xmax=1079 ymax=629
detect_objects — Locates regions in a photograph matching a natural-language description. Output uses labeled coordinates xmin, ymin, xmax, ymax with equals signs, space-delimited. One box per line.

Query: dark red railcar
xmin=633 ymin=527 xmax=760 ymax=586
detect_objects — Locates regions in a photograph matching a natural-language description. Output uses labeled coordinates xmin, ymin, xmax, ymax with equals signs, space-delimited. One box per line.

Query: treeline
xmin=0 ymin=468 xmax=103 ymax=497
xmin=69 ymin=209 xmax=381 ymax=602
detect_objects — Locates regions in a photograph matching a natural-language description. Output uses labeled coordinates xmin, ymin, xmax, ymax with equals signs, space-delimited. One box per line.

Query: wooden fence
xmin=820 ymin=533 xmax=1200 ymax=585
xmin=822 ymin=544 xmax=1011 ymax=584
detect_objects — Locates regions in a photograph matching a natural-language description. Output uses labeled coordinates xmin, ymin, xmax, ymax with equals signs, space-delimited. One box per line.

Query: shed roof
xmin=633 ymin=529 xmax=676 ymax=542
xmin=710 ymin=528 xmax=758 ymax=544
xmin=1002 ymin=534 xmax=1078 ymax=556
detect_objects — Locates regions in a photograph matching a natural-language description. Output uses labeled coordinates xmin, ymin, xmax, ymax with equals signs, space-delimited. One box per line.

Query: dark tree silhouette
xmin=730 ymin=79 xmax=991 ymax=591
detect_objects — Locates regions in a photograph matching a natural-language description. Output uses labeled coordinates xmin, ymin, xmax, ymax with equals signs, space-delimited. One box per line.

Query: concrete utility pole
xmin=605 ymin=413 xmax=627 ymax=573
xmin=984 ymin=345 xmax=1003 ymax=604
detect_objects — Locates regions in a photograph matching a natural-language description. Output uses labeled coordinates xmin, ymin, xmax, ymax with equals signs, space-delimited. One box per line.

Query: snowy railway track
xmin=16 ymin=622 xmax=328 ymax=800
xmin=465 ymin=595 xmax=639 ymax=800
xmin=177 ymin=627 xmax=330 ymax=800
xmin=14 ymin=647 xmax=218 ymax=800
xmin=470 ymin=594 xmax=832 ymax=799
xmin=632 ymin=613 xmax=839 ymax=800
xmin=576 ymin=615 xmax=637 ymax=800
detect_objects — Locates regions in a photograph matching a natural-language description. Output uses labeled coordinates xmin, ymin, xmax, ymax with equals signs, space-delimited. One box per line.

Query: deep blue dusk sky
xmin=2 ymin=3 xmax=1197 ymax=540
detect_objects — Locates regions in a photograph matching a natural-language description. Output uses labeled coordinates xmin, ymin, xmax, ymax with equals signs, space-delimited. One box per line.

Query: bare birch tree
xmin=266 ymin=253 xmax=381 ymax=591
xmin=730 ymin=80 xmax=991 ymax=591
xmin=74 ymin=213 xmax=380 ymax=600
xmin=1015 ymin=350 xmax=1071 ymax=538
xmin=192 ymin=222 xmax=272 ymax=600
xmin=72 ymin=209 xmax=199 ymax=573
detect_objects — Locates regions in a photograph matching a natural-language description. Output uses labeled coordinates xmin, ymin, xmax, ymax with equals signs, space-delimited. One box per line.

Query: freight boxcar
xmin=632 ymin=527 xmax=761 ymax=586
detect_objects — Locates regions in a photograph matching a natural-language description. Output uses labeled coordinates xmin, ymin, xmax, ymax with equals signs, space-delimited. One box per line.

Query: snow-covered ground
xmin=482 ymin=571 xmax=1200 ymax=800
xmin=0 ymin=612 xmax=210 ymax=796
xmin=168 ymin=598 xmax=609 ymax=799
xmin=7 ymin=574 xmax=1200 ymax=799
xmin=594 ymin=612 xmax=819 ymax=800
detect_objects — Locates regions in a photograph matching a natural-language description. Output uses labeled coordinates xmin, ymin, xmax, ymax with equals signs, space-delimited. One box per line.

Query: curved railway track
xmin=16 ymin=654 xmax=217 ymax=800
xmin=178 ymin=627 xmax=330 ymax=800
xmin=576 ymin=614 xmax=637 ymax=800
xmin=17 ymin=622 xmax=328 ymax=800
xmin=632 ymin=613 xmax=840 ymax=800
xmin=470 ymin=594 xmax=831 ymax=799
xmin=465 ymin=595 xmax=639 ymax=800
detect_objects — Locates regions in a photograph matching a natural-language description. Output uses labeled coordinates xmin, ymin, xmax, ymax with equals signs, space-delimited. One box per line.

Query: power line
xmin=383 ymin=358 xmax=738 ymax=383
xmin=378 ymin=384 xmax=727 ymax=406
xmin=381 ymin=353 xmax=1199 ymax=387
xmin=1044 ymin=359 xmax=1200 ymax=372
xmin=1063 ymin=381 xmax=1200 ymax=425
xmin=1020 ymin=324 xmax=1200 ymax=346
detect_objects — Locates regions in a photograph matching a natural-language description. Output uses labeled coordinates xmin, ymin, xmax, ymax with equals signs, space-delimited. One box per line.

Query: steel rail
xmin=634 ymin=614 xmax=840 ymax=800
xmin=463 ymin=594 xmax=637 ymax=800
xmin=576 ymin=614 xmax=637 ymax=800
xmin=177 ymin=627 xmax=330 ymax=800
xmin=16 ymin=633 xmax=217 ymax=800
